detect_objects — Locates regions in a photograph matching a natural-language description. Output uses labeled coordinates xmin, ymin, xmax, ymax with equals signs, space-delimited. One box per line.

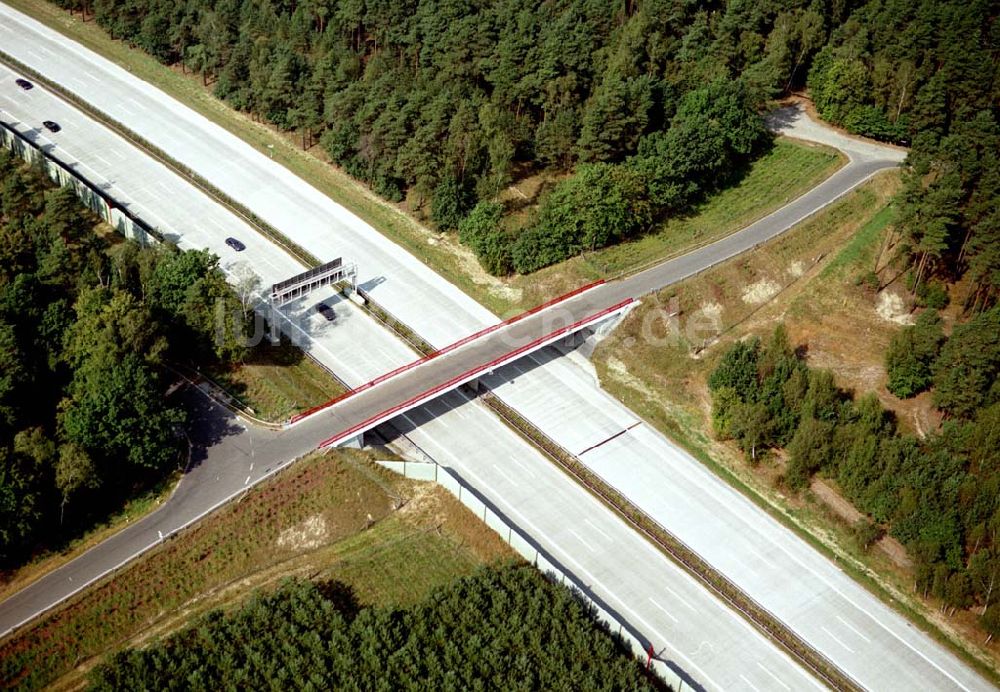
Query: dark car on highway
xmin=317 ymin=302 xmax=336 ymax=321
xmin=15 ymin=78 xmax=33 ymax=90
xmin=225 ymin=237 xmax=246 ymax=252
xmin=42 ymin=120 xmax=61 ymax=133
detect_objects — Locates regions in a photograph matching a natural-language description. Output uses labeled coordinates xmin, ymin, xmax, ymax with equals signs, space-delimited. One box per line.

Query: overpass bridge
xmin=285 ymin=144 xmax=902 ymax=451
xmin=286 ymin=281 xmax=633 ymax=448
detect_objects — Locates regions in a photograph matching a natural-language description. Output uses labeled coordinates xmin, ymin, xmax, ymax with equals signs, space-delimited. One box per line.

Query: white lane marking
xmin=739 ymin=674 xmax=762 ymax=692
xmin=835 ymin=615 xmax=872 ymax=643
xmin=420 ymin=448 xmax=728 ymax=691
xmin=127 ymin=96 xmax=145 ymax=109
xmin=749 ymin=544 xmax=774 ymax=567
xmin=507 ymin=455 xmax=536 ymax=478
xmin=647 ymin=596 xmax=679 ymax=623
xmin=491 ymin=463 xmax=517 ymax=487
xmin=243 ymin=475 xmax=251 ymax=486
xmin=92 ymin=154 xmax=111 ymax=168
xmin=662 ymin=583 xmax=698 ymax=613
xmin=249 ymin=463 xmax=254 ymax=472
xmin=762 ymin=532 xmax=974 ymax=689
xmin=567 ymin=528 xmax=596 ymax=553
xmin=637 ymin=421 xmax=974 ymax=689
xmin=821 ymin=625 xmax=856 ymax=654
xmin=756 ymin=662 xmax=791 ymax=691
xmin=584 ymin=518 xmax=612 ymax=542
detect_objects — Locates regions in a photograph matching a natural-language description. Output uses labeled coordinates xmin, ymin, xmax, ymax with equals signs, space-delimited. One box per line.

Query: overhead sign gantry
xmin=268 ymin=257 xmax=358 ymax=342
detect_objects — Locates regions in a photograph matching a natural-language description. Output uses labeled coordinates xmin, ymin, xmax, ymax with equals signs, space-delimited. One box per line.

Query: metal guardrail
xmin=0 ymin=49 xmax=320 ymax=270
xmin=315 ymin=299 xmax=633 ymax=446
xmin=478 ymin=389 xmax=864 ymax=692
xmin=377 ymin=457 xmax=681 ymax=690
xmin=1 ymin=48 xmax=864 ymax=690
xmin=0 ymin=119 xmax=159 ymax=245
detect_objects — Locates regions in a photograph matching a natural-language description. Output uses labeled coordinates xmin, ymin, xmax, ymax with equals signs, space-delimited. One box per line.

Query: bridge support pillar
xmin=268 ymin=302 xmax=280 ymax=345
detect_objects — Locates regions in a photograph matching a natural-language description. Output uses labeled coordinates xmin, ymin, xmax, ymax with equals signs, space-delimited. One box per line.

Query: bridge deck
xmin=286 ymin=284 xmax=633 ymax=448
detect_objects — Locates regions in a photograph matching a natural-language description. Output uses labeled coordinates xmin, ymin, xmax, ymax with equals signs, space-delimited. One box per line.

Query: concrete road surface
xmin=387 ymin=391 xmax=825 ymax=691
xmin=0 ymin=3 xmax=498 ymax=348
xmin=0 ymin=62 xmax=417 ymax=387
xmin=483 ymin=345 xmax=989 ymax=691
xmin=0 ymin=5 xmax=991 ymax=690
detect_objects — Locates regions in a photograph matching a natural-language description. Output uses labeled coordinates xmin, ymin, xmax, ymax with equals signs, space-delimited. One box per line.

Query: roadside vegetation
xmin=594 ymin=171 xmax=1000 ymax=680
xmin=88 ymin=565 xmax=654 ymax=691
xmin=0 ymin=151 xmax=338 ymax=580
xmin=1 ymin=440 xmax=651 ymax=690
xmin=204 ymin=336 xmax=345 ymax=423
xmin=709 ymin=323 xmax=1000 ymax=635
xmin=6 ymin=0 xmax=845 ymax=314
xmin=513 ymin=139 xmax=841 ymax=304
xmin=37 ymin=0 xmax=993 ymax=286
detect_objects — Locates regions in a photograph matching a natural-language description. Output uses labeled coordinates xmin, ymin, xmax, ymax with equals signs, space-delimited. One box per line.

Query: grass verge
xmin=0 ymin=473 xmax=178 ymax=606
xmin=204 ymin=336 xmax=348 ymax=422
xmin=507 ymin=140 xmax=844 ymax=307
xmin=0 ymin=450 xmax=514 ymax=690
xmin=591 ymin=170 xmax=1000 ymax=684
xmin=5 ymin=0 xmax=843 ymax=317
xmin=478 ymin=388 xmax=861 ymax=692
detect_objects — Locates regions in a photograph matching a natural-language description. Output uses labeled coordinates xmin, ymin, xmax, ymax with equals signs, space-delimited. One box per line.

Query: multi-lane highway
xmin=0 ymin=45 xmax=822 ymax=691
xmin=0 ymin=3 xmax=992 ymax=690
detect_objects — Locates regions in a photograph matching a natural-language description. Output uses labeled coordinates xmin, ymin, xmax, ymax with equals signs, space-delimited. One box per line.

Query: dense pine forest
xmin=709 ymin=322 xmax=1000 ymax=640
xmin=0 ymin=151 xmax=248 ymax=566
xmin=53 ymin=0 xmax=996 ymax=287
xmin=89 ymin=566 xmax=658 ymax=690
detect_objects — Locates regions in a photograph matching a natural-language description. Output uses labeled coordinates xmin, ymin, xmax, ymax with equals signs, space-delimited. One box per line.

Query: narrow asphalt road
xmin=0 ymin=116 xmax=900 ymax=638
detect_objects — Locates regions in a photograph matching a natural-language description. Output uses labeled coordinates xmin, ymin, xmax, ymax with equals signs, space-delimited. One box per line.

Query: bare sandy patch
xmin=606 ymin=356 xmax=661 ymax=402
xmin=741 ymin=278 xmax=781 ymax=305
xmin=875 ymin=290 xmax=914 ymax=325
xmin=276 ymin=514 xmax=329 ymax=551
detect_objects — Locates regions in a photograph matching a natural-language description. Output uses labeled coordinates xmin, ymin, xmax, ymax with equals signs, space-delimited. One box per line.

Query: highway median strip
xmin=0 ymin=50 xmax=319 ymax=270
xmin=477 ymin=388 xmax=864 ymax=692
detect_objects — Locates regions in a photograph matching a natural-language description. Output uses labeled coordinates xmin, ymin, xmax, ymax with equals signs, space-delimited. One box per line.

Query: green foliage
xmin=458 ymin=201 xmax=511 ymax=276
xmin=786 ymin=416 xmax=835 ymax=489
xmin=430 ymin=175 xmax=475 ymax=232
xmin=885 ymin=311 xmax=945 ymax=398
xmin=0 ymin=155 xmax=244 ymax=566
xmin=59 ymin=352 xmax=185 ymax=473
xmin=852 ymin=518 xmax=884 ymax=553
xmin=932 ymin=306 xmax=1000 ymax=418
xmin=709 ymin=322 xmax=1000 ymax=615
xmin=56 ymin=0 xmax=804 ymax=275
xmin=512 ymin=163 xmax=653 ymax=273
xmin=629 ymin=79 xmax=770 ymax=217
xmin=89 ymin=566 xmax=654 ymax=691
xmin=707 ymin=337 xmax=761 ymax=398
xmin=807 ymin=0 xmax=996 ymax=144
xmin=707 ymin=327 xmax=809 ymax=460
